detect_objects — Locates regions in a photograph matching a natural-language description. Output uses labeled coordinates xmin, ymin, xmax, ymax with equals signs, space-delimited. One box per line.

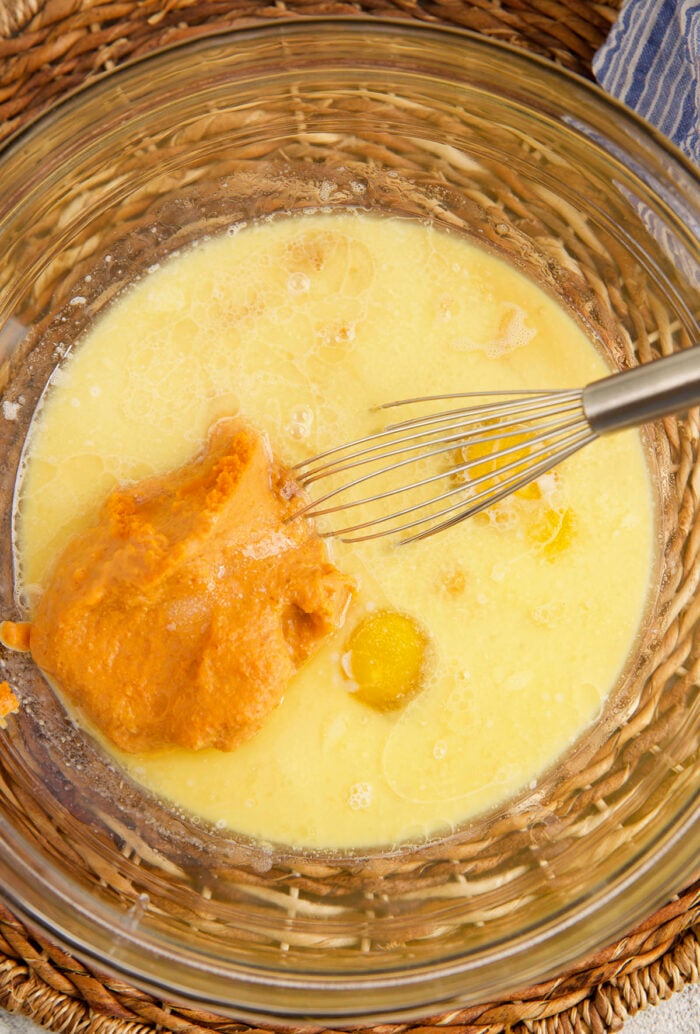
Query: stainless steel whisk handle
xmin=582 ymin=347 xmax=700 ymax=436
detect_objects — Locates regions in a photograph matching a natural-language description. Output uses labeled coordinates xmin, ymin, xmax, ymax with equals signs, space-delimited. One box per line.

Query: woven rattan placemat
xmin=0 ymin=2 xmax=698 ymax=1032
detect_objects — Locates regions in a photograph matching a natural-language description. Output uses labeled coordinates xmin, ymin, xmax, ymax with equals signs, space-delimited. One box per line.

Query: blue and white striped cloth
xmin=593 ymin=0 xmax=700 ymax=167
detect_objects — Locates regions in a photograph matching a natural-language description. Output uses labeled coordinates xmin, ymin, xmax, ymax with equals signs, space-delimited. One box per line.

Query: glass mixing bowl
xmin=0 ymin=19 xmax=698 ymax=1025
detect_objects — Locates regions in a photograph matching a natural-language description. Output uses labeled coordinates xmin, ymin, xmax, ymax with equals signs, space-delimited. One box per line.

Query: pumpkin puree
xmin=15 ymin=418 xmax=352 ymax=753
xmin=0 ymin=682 xmax=19 ymax=728
xmin=0 ymin=621 xmax=30 ymax=652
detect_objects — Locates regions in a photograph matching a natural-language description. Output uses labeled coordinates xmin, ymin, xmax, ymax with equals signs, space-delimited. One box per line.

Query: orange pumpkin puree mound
xmin=27 ymin=419 xmax=353 ymax=753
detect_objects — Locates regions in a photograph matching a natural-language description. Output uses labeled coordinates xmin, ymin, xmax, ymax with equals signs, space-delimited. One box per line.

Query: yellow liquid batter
xmin=15 ymin=213 xmax=654 ymax=850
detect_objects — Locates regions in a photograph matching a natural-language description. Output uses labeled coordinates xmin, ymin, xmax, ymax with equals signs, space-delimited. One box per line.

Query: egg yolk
xmin=458 ymin=428 xmax=539 ymax=500
xmin=457 ymin=432 xmax=576 ymax=558
xmin=529 ymin=506 xmax=576 ymax=558
xmin=343 ymin=610 xmax=429 ymax=711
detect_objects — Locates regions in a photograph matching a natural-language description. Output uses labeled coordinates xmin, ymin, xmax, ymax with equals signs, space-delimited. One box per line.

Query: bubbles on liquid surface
xmin=348 ymin=782 xmax=373 ymax=810
xmin=432 ymin=740 xmax=448 ymax=760
xmin=287 ymin=272 xmax=310 ymax=295
xmin=286 ymin=405 xmax=314 ymax=441
xmin=318 ymin=180 xmax=336 ymax=203
xmin=485 ymin=304 xmax=536 ymax=358
xmin=2 ymin=400 xmax=20 ymax=421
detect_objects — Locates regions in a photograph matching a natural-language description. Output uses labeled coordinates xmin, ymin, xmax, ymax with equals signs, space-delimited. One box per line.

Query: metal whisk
xmin=293 ymin=347 xmax=700 ymax=544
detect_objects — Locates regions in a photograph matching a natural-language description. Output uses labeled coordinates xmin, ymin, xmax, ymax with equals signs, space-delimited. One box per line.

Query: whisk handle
xmin=582 ymin=347 xmax=700 ymax=436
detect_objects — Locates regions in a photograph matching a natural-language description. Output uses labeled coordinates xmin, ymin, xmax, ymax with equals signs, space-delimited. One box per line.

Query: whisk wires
xmin=292 ymin=389 xmax=596 ymax=543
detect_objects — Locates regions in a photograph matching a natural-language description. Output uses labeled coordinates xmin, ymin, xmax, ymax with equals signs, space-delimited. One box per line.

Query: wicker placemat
xmin=0 ymin=2 xmax=698 ymax=1032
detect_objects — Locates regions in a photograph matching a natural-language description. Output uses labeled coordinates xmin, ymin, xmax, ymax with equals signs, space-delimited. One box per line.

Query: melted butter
xmin=15 ymin=213 xmax=654 ymax=850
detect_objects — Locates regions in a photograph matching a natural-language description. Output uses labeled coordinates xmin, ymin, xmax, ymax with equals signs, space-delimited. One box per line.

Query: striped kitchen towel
xmin=593 ymin=0 xmax=700 ymax=166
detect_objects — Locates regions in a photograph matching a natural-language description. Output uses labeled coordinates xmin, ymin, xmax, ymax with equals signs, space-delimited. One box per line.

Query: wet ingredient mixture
xmin=14 ymin=213 xmax=654 ymax=850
